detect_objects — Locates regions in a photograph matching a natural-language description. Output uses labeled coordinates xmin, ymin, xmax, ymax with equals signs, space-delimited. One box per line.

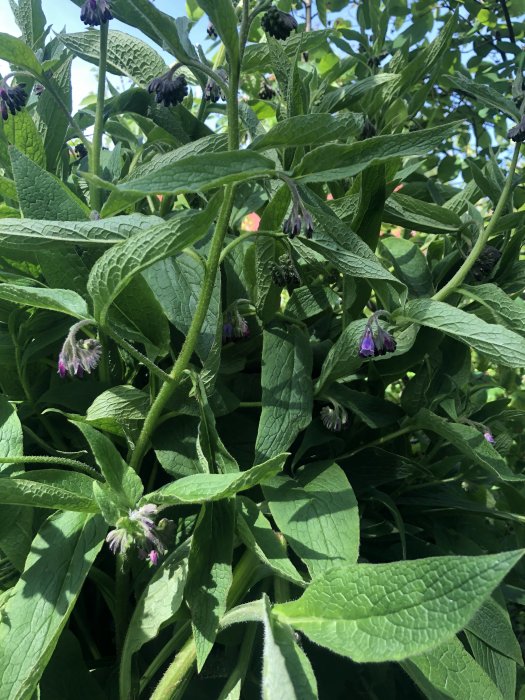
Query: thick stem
xmin=337 ymin=425 xmax=414 ymax=461
xmin=150 ymin=637 xmax=196 ymax=700
xmin=129 ymin=34 xmax=241 ymax=474
xmin=90 ymin=21 xmax=109 ymax=212
xmin=140 ymin=621 xmax=191 ymax=694
xmin=115 ymin=555 xmax=129 ymax=657
xmin=432 ymin=142 xmax=520 ymax=302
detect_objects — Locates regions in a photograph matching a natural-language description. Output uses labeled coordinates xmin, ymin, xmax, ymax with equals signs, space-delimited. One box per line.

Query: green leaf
xmin=380 ymin=238 xmax=434 ymax=297
xmin=263 ymin=462 xmax=359 ymax=579
xmin=88 ymin=197 xmax=220 ymax=325
xmin=400 ymin=299 xmax=525 ymax=368
xmin=383 ymin=192 xmax=463 ymax=234
xmin=148 ymin=453 xmax=287 ymax=506
xmin=0 ymin=285 xmax=89 ymax=319
xmin=83 ymin=386 xmax=149 ymax=440
xmin=0 ymin=471 xmax=99 ymax=512
xmin=35 ymin=56 xmax=73 ymax=170
xmin=40 ymin=631 xmax=105 ymax=700
xmin=466 ymin=633 xmax=516 ymax=700
xmin=0 ymin=32 xmax=42 ymax=75
xmin=466 ymin=596 xmax=523 ymax=664
xmin=461 ymin=284 xmax=525 ymax=334
xmin=0 ymin=394 xmax=23 ymax=475
xmin=9 ymin=0 xmax=46 ymax=48
xmin=10 ymin=147 xmax=89 ymax=220
xmin=402 ymin=637 xmax=505 ymax=700
xmin=186 ymin=501 xmax=234 ymax=671
xmin=315 ymin=74 xmax=400 ymax=113
xmin=4 ymin=112 xmax=45 ymax=168
xmin=116 ymin=151 xmax=275 ymax=196
xmin=0 ymin=511 xmax=106 ymax=699
xmin=294 ymin=122 xmax=461 ymax=183
xmin=120 ymin=541 xmax=190 ymax=700
xmin=315 ymin=319 xmax=366 ymax=392
xmin=0 ymin=214 xmax=161 ymax=250
xmin=414 ymin=409 xmax=523 ymax=482
xmin=250 ymin=114 xmax=363 ymax=151
xmin=237 ymin=497 xmax=304 ymax=586
xmin=75 ymin=424 xmax=143 ymax=513
xmin=442 ymin=74 xmax=520 ymax=120
xmin=262 ymin=595 xmax=318 ymax=700
xmin=254 ymin=323 xmax=313 ymax=463
xmin=273 ymin=550 xmax=524 ymax=662
xmin=242 ymin=30 xmax=333 ymax=73
xmin=195 ymin=0 xmax=238 ymax=64
xmin=60 ymin=30 xmax=167 ymax=86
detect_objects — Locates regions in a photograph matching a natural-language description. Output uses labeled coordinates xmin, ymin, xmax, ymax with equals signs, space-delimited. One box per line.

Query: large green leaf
xmin=262 ymin=595 xmax=318 ymax=700
xmin=116 ymin=151 xmax=275 ymax=196
xmin=250 ymin=114 xmax=363 ymax=151
xmin=254 ymin=323 xmax=313 ymax=463
xmin=414 ymin=409 xmax=524 ymax=482
xmin=315 ymin=74 xmax=400 ymax=113
xmin=0 ymin=394 xmax=23 ymax=476
xmin=10 ymin=147 xmax=89 ymax=220
xmin=0 ymin=511 xmax=106 ymax=700
xmin=0 ymin=32 xmax=42 ymax=74
xmin=185 ymin=501 xmax=234 ymax=671
xmin=263 ymin=462 xmax=359 ymax=580
xmin=0 ymin=214 xmax=161 ymax=250
xmin=148 ymin=454 xmax=287 ymax=506
xmin=380 ymin=237 xmax=434 ymax=297
xmin=9 ymin=0 xmax=46 ymax=48
xmin=4 ymin=112 xmax=45 ymax=168
xmin=60 ymin=30 xmax=167 ymax=85
xmin=383 ymin=192 xmax=463 ymax=234
xmin=442 ymin=74 xmax=520 ymax=120
xmin=35 ymin=56 xmax=72 ymax=170
xmin=400 ymin=299 xmax=525 ymax=368
xmin=294 ymin=122 xmax=461 ymax=183
xmin=0 ymin=471 xmax=99 ymax=513
xmin=88 ymin=197 xmax=220 ymax=325
xmin=0 ymin=285 xmax=89 ymax=319
xmin=274 ymin=550 xmax=524 ymax=662
xmin=402 ymin=637 xmax=505 ymax=700
xmin=195 ymin=0 xmax=238 ymax=64
xmin=120 ymin=541 xmax=190 ymax=700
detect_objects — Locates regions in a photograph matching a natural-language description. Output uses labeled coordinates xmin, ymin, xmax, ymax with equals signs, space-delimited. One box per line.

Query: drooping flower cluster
xmin=258 ymin=80 xmax=276 ymax=101
xmin=269 ymin=254 xmax=301 ymax=290
xmin=0 ymin=82 xmax=27 ymax=122
xmin=358 ymin=313 xmax=397 ymax=358
xmin=470 ymin=245 xmax=501 ymax=281
xmin=74 ymin=143 xmax=88 ymax=160
xmin=106 ymin=503 xmax=172 ymax=565
xmin=508 ymin=115 xmax=525 ymax=143
xmin=320 ymin=401 xmax=348 ymax=432
xmin=283 ymin=187 xmax=314 ymax=239
xmin=204 ymin=69 xmax=228 ymax=104
xmin=80 ymin=0 xmax=112 ymax=27
xmin=261 ymin=6 xmax=298 ymax=40
xmin=57 ymin=320 xmax=102 ymax=378
xmin=207 ymin=22 xmax=218 ymax=40
xmin=148 ymin=68 xmax=188 ymax=108
xmin=222 ymin=309 xmax=250 ymax=343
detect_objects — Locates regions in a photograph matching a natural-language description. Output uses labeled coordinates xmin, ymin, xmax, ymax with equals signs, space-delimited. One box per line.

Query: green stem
xmin=150 ymin=637 xmax=196 ymax=700
xmin=0 ymin=455 xmax=103 ymax=480
xmin=90 ymin=21 xmax=109 ymax=212
xmin=337 ymin=425 xmax=414 ymax=461
xmin=115 ymin=555 xmax=129 ymax=657
xmin=218 ymin=623 xmax=257 ymax=699
xmin=432 ymin=142 xmax=521 ymax=302
xmin=140 ymin=621 xmax=191 ymax=695
xmin=219 ymin=230 xmax=283 ymax=263
xmin=129 ymin=37 xmax=241 ymax=474
xmin=103 ymin=326 xmax=173 ymax=383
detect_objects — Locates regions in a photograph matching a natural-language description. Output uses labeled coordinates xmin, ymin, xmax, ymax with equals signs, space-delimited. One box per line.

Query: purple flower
xmin=148 ymin=550 xmax=159 ymax=566
xmin=374 ymin=325 xmax=397 ymax=356
xmin=483 ymin=431 xmax=495 ymax=444
xmin=57 ymin=321 xmax=102 ymax=378
xmin=508 ymin=115 xmax=525 ymax=143
xmin=223 ymin=311 xmax=249 ymax=343
xmin=106 ymin=527 xmax=132 ymax=556
xmin=0 ymin=82 xmax=27 ymax=121
xmin=320 ymin=403 xmax=348 ymax=432
xmin=148 ymin=70 xmax=188 ymax=108
xmin=106 ymin=503 xmax=172 ymax=562
xmin=80 ymin=0 xmax=112 ymax=26
xmin=358 ymin=326 xmax=376 ymax=358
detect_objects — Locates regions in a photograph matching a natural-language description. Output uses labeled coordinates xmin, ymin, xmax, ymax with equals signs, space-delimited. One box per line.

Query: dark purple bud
xmin=80 ymin=0 xmax=112 ymax=26
xmin=0 ymin=83 xmax=27 ymax=122
xmin=374 ymin=325 xmax=397 ymax=356
xmin=508 ymin=115 xmax=525 ymax=143
xmin=261 ymin=6 xmax=298 ymax=40
xmin=207 ymin=22 xmax=218 ymax=39
xmin=148 ymin=71 xmax=188 ymax=108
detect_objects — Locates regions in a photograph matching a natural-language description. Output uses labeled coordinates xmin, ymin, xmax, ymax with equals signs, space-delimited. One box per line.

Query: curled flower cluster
xmin=106 ymin=503 xmax=172 ymax=565
xmin=269 ymin=254 xmax=301 ymax=289
xmin=148 ymin=68 xmax=188 ymax=108
xmin=80 ymin=0 xmax=112 ymax=27
xmin=0 ymin=82 xmax=27 ymax=122
xmin=358 ymin=313 xmax=397 ymax=358
xmin=57 ymin=321 xmax=102 ymax=378
xmin=207 ymin=22 xmax=218 ymax=40
xmin=320 ymin=402 xmax=348 ymax=432
xmin=470 ymin=245 xmax=501 ymax=281
xmin=283 ymin=194 xmax=314 ymax=239
xmin=258 ymin=80 xmax=276 ymax=101
xmin=508 ymin=115 xmax=525 ymax=143
xmin=223 ymin=310 xmax=249 ymax=343
xmin=204 ymin=69 xmax=228 ymax=104
xmin=261 ymin=6 xmax=298 ymax=40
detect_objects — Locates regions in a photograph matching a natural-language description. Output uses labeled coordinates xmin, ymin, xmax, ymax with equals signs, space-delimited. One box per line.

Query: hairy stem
xmin=0 ymin=455 xmax=103 ymax=480
xmin=432 ymin=142 xmax=520 ymax=302
xmin=90 ymin=21 xmax=109 ymax=212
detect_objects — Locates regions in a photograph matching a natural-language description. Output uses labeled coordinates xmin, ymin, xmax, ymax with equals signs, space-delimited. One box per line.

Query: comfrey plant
xmin=1 ymin=2 xmax=525 ymax=699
